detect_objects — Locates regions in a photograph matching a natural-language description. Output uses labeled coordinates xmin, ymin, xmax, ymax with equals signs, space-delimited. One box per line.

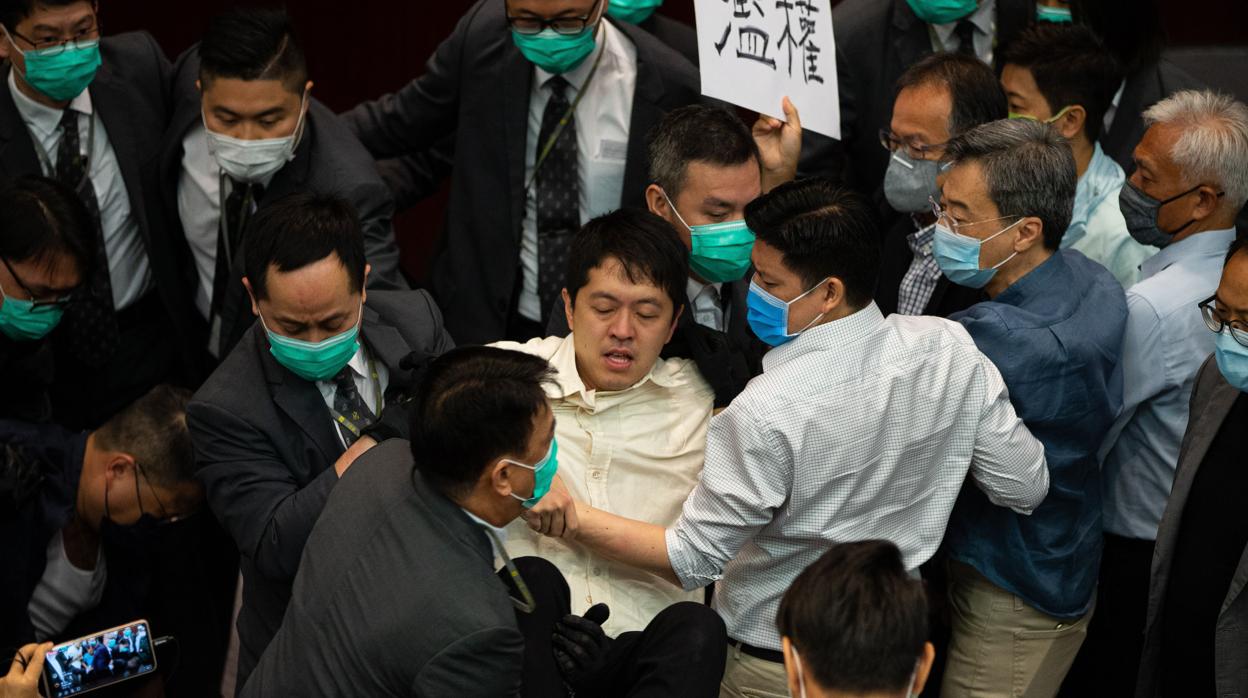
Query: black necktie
xmin=954 ymin=20 xmax=977 ymax=57
xmin=210 ymin=177 xmax=262 ymax=348
xmin=535 ymin=76 xmax=579 ymax=323
xmin=56 ymin=108 xmax=119 ymax=367
xmin=332 ymin=365 xmax=377 ymax=447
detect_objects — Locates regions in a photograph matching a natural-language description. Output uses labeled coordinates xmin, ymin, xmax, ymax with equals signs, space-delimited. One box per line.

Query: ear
xmin=304 ymin=79 xmax=314 ymax=97
xmin=781 ymin=637 xmax=803 ymax=698
xmin=1192 ymin=184 xmax=1223 ymax=221
xmin=105 ymin=452 xmax=137 ymax=483
xmin=562 ymin=287 xmax=575 ymax=334
xmin=361 ymin=263 xmax=371 ymax=306
xmin=1015 ymin=216 xmax=1045 ymax=252
xmin=489 ymin=458 xmax=515 ymax=499
xmin=645 ymin=184 xmax=669 ymax=218
xmin=242 ymin=277 xmax=260 ymax=316
xmin=819 ymin=277 xmax=845 ymax=314
xmin=912 ymin=642 xmax=937 ymax=695
xmin=1058 ymin=105 xmax=1086 ymax=142
xmin=0 ymin=26 xmax=12 ymax=61
xmin=665 ymin=304 xmax=684 ymax=344
xmin=195 ymin=78 xmax=202 ymax=93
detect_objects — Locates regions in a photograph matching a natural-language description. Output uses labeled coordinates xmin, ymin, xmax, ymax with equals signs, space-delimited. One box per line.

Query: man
xmin=930 ymin=120 xmax=1127 ymax=697
xmin=496 ymin=208 xmax=714 ymax=637
xmin=875 ymin=53 xmax=1005 ymax=318
xmin=548 ymin=103 xmax=798 ymax=405
xmin=0 ymin=175 xmax=92 ymax=423
xmin=804 ymin=0 xmax=1030 ymax=188
xmin=1002 ymin=23 xmax=1155 ymax=287
xmin=1136 ymin=237 xmax=1248 ymax=697
xmin=245 ymin=346 xmax=726 ymax=697
xmin=776 ymin=541 xmax=936 ymax=698
xmin=187 ymin=192 xmax=454 ymax=692
xmin=161 ymin=7 xmax=405 ymax=360
xmin=0 ymin=0 xmax=196 ymax=428
xmin=344 ymin=0 xmax=700 ymax=344
xmin=0 ymin=386 xmax=206 ymax=678
xmin=1094 ymin=90 xmax=1248 ymax=694
xmin=534 ymin=177 xmax=1050 ymax=697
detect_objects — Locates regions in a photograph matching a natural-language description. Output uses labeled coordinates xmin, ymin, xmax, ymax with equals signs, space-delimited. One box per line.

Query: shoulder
xmin=366 ymin=289 xmax=440 ymax=326
xmin=326 ymin=440 xmax=415 ymax=516
xmin=305 ymin=101 xmax=389 ymax=186
xmin=617 ymin=19 xmax=698 ymax=98
xmin=832 ymin=0 xmax=893 ymax=33
xmin=651 ymin=355 xmax=716 ymax=402
xmin=489 ymin=335 xmax=565 ymax=361
xmin=100 ymin=31 xmax=164 ymax=64
xmin=189 ymin=329 xmax=267 ymax=413
xmin=1064 ymin=250 xmax=1127 ymax=302
xmin=1130 ymin=257 xmax=1217 ymax=320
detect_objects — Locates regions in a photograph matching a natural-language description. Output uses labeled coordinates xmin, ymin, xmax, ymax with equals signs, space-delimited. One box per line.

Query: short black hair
xmin=0 ymin=175 xmax=96 ymax=277
xmin=1226 ymin=234 xmax=1248 ymax=264
xmin=744 ymin=177 xmax=880 ymax=308
xmin=776 ymin=540 xmax=928 ymax=694
xmin=896 ymin=53 xmax=1008 ymax=137
xmin=94 ymin=385 xmax=199 ymax=509
xmin=410 ymin=347 xmax=557 ymax=499
xmin=1003 ymin=24 xmax=1123 ymax=142
xmin=243 ymin=192 xmax=366 ymax=301
xmin=648 ymin=104 xmax=760 ymax=198
xmin=566 ymin=208 xmax=688 ymax=315
xmin=0 ymin=0 xmax=87 ymax=33
xmin=199 ymin=7 xmax=308 ymax=93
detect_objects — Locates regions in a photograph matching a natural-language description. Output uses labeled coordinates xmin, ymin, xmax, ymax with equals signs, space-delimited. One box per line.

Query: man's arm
xmin=351 ymin=180 xmax=407 ymax=291
xmin=1097 ymin=293 xmax=1167 ymax=461
xmin=967 ymin=355 xmax=1050 ymax=514
xmin=411 ymin=626 xmax=524 ymax=697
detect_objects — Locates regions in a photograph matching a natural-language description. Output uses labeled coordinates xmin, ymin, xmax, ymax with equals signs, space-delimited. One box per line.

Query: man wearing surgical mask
xmin=876 ymin=53 xmax=1006 ymax=319
xmin=0 ymin=0 xmax=195 ymax=429
xmin=344 ymin=0 xmax=699 ymax=345
xmin=162 ymin=7 xmax=406 ymax=362
xmin=187 ymin=192 xmax=453 ymax=694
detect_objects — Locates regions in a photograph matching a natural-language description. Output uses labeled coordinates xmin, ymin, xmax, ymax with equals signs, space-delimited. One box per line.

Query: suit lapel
xmin=891 ymin=0 xmax=930 ymax=73
xmin=618 ymin=20 xmax=665 ymax=209
xmin=257 ymin=328 xmax=342 ymax=464
xmin=502 ymin=45 xmax=532 ymax=242
xmin=90 ymin=65 xmax=150 ymax=243
xmin=359 ymin=304 xmax=414 ymax=395
xmin=0 ymin=65 xmax=45 ymax=176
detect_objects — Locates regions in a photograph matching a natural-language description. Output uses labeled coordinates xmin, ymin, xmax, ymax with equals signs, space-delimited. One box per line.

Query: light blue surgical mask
xmin=1035 ymin=4 xmax=1072 ymax=22
xmin=512 ymin=25 xmax=598 ymax=74
xmin=505 ymin=438 xmax=559 ymax=509
xmin=905 ymin=0 xmax=978 ymax=24
xmin=607 ymin=0 xmax=663 ymax=24
xmin=6 ymin=33 xmax=101 ymax=102
xmin=932 ymin=220 xmax=1021 ymax=289
xmin=260 ymin=304 xmax=362 ymax=382
xmin=0 ymin=284 xmax=65 ymax=341
xmin=662 ymin=190 xmax=755 ymax=283
xmin=1214 ymin=331 xmax=1248 ymax=392
xmin=746 ymin=277 xmax=829 ymax=347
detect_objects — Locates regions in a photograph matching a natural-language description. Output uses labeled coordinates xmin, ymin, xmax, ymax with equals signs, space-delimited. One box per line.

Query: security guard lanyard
xmin=328 ymin=356 xmax=384 ymax=440
xmin=523 ymin=24 xmax=606 ymax=194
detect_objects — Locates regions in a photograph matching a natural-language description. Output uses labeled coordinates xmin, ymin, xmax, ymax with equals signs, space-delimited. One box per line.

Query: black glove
xmin=552 ymin=603 xmax=611 ymax=687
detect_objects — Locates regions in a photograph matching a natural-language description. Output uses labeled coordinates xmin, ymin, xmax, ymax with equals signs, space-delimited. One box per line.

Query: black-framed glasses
xmin=6 ymin=17 xmax=102 ymax=55
xmin=1199 ymin=295 xmax=1248 ymax=348
xmin=879 ymin=128 xmax=948 ymax=160
xmin=0 ymin=257 xmax=74 ymax=310
xmin=506 ymin=0 xmax=601 ymax=35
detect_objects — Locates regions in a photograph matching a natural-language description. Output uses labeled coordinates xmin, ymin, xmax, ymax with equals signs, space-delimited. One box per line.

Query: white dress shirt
xmin=314 ymin=341 xmax=389 ymax=449
xmin=9 ymin=71 xmax=150 ymax=309
xmin=664 ymin=303 xmax=1049 ymax=650
xmin=27 ymin=530 xmax=107 ymax=641
xmin=930 ymin=0 xmax=996 ymax=65
xmin=687 ymin=277 xmax=725 ymax=332
xmin=494 ymin=334 xmax=714 ymax=636
xmin=517 ymin=21 xmax=637 ymax=322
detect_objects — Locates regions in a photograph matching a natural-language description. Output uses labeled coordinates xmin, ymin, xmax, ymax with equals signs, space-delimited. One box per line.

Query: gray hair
xmin=942 ymin=119 xmax=1077 ymax=250
xmin=1144 ymin=90 xmax=1248 ymax=208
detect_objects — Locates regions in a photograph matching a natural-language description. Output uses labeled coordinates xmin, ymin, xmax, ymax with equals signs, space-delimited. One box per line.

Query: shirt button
xmin=591 ymin=471 xmax=601 ymax=480
xmin=592 ymin=568 xmax=602 ymax=576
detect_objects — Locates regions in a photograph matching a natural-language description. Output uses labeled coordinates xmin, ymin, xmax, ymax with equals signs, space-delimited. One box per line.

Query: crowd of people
xmin=1 ymin=0 xmax=1246 ymax=697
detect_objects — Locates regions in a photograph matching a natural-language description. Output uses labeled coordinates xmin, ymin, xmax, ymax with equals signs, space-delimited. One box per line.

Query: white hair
xmin=1143 ymin=89 xmax=1248 ymax=208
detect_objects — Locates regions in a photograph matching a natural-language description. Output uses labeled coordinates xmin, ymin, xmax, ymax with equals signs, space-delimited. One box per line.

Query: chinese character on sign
xmin=716 ymin=0 xmax=776 ymax=68
xmin=776 ymin=0 xmax=824 ymax=83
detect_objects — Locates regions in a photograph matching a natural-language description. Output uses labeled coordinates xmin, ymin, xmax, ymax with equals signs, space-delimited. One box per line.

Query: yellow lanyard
xmin=329 ymin=356 xmax=383 ymax=439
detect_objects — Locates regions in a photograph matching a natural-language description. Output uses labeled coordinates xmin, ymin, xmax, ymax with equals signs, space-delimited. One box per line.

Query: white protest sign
xmin=694 ymin=0 xmax=840 ymax=140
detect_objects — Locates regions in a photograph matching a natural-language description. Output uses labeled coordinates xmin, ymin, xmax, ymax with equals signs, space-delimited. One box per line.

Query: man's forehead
xmin=585 ymin=259 xmax=670 ymax=302
xmin=682 ymin=160 xmax=762 ymax=201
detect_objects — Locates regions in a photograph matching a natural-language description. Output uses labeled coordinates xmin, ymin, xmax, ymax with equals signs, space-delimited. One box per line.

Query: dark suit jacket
xmin=801 ymin=0 xmax=1029 ymax=190
xmin=0 ymin=335 xmax=54 ymax=423
xmin=343 ymin=0 xmax=700 ymax=344
xmin=242 ymin=439 xmax=523 ymax=697
xmin=639 ymin=13 xmax=698 ymax=65
xmin=875 ymin=215 xmax=985 ymax=318
xmin=159 ymin=47 xmax=407 ymax=359
xmin=187 ymin=290 xmax=454 ymax=692
xmin=1100 ymin=58 xmax=1205 ymax=172
xmin=1136 ymin=358 xmax=1248 ymax=698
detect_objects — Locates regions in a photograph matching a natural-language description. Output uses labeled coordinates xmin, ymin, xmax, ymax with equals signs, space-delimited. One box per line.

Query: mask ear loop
xmin=660 ymin=189 xmax=694 ymax=232
xmin=791 ymin=646 xmax=807 ymax=698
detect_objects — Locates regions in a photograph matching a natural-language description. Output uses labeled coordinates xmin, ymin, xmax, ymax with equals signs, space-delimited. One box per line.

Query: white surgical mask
xmin=204 ymin=94 xmax=308 ymax=183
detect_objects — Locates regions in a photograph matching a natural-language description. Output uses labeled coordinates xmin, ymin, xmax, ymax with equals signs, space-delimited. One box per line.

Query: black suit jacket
xmin=343 ymin=0 xmax=701 ymax=344
xmin=801 ymin=0 xmax=1029 ymax=190
xmin=158 ymin=47 xmax=407 ymax=359
xmin=0 ymin=33 xmax=200 ymax=380
xmin=639 ymin=13 xmax=698 ymax=65
xmin=1101 ymin=58 xmax=1205 ymax=172
xmin=242 ymin=440 xmax=523 ymax=697
xmin=874 ymin=214 xmax=984 ymax=318
xmin=187 ymin=290 xmax=454 ymax=691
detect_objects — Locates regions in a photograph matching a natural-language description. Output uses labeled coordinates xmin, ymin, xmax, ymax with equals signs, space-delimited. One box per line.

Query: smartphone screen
xmin=41 ymin=620 xmax=157 ymax=697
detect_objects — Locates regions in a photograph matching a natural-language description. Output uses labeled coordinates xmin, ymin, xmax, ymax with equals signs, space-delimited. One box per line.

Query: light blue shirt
xmin=1100 ymin=227 xmax=1238 ymax=540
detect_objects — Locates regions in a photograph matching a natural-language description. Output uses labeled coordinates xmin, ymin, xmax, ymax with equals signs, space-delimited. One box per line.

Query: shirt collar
xmin=534 ymin=19 xmax=615 ymax=94
xmin=995 ymin=249 xmax=1064 ymax=307
xmin=8 ymin=69 xmax=93 ymax=143
xmin=762 ymin=302 xmax=886 ymax=373
xmin=1139 ymin=227 xmax=1238 ymax=280
xmin=908 ymin=221 xmax=937 ymax=256
xmin=686 ymin=276 xmax=723 ymax=302
xmin=546 ymin=331 xmax=681 ymax=407
xmin=932 ymin=0 xmax=995 ymax=43
xmin=459 ymin=507 xmax=509 ymax=557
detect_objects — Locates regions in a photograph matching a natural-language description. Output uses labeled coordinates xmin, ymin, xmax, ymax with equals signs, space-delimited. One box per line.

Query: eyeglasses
xmin=879 ymin=128 xmax=948 ymax=161
xmin=6 ymin=18 xmax=102 ymax=55
xmin=506 ymin=0 xmax=601 ymax=35
xmin=929 ymin=197 xmax=1021 ymax=235
xmin=1199 ymin=295 xmax=1248 ymax=348
xmin=1 ymin=257 xmax=74 ymax=310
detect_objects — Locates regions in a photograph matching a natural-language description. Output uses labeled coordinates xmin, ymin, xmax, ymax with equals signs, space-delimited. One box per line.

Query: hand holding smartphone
xmin=40 ymin=620 xmax=157 ymax=698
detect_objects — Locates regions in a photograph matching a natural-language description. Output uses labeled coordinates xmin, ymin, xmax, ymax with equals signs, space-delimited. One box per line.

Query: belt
xmin=729 ymin=638 xmax=784 ymax=664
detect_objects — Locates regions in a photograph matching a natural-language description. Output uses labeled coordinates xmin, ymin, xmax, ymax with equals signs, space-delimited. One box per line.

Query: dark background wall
xmin=101 ymin=0 xmax=1248 ymax=285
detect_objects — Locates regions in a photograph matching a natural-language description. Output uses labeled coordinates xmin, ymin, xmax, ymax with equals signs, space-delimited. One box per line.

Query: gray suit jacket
xmin=187 ymin=290 xmax=454 ymax=692
xmin=343 ymin=0 xmax=700 ymax=345
xmin=241 ymin=439 xmax=523 ymax=697
xmin=1137 ymin=357 xmax=1248 ymax=697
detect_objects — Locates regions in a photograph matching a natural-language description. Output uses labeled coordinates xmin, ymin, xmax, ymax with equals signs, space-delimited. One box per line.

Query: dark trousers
xmin=1060 ymin=533 xmax=1155 ymax=696
xmin=502 ymin=557 xmax=727 ymax=698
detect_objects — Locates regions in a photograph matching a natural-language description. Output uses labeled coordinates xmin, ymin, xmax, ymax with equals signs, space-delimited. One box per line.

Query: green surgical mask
xmin=905 ymin=0 xmax=977 ymax=24
xmin=512 ymin=26 xmax=598 ymax=74
xmin=7 ymin=33 xmax=102 ymax=102
xmin=1035 ymin=4 xmax=1072 ymax=22
xmin=607 ymin=0 xmax=663 ymax=24
xmin=662 ymin=190 xmax=755 ymax=283
xmin=261 ymin=304 xmax=362 ymax=382
xmin=0 ymin=286 xmax=64 ymax=341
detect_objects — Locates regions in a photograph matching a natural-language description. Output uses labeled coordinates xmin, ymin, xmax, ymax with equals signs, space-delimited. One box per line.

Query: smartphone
xmin=40 ymin=620 xmax=157 ymax=697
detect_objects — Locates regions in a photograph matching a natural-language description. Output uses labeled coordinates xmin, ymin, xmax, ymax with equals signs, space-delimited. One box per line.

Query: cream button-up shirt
xmin=493 ymin=334 xmax=714 ymax=636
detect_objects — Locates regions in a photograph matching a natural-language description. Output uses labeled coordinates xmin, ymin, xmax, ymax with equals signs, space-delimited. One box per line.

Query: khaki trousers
xmin=719 ymin=643 xmax=790 ymax=698
xmin=942 ymin=561 xmax=1094 ymax=698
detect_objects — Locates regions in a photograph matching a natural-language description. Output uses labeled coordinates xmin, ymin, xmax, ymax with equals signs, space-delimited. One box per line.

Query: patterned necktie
xmin=954 ymin=20 xmax=978 ymax=57
xmin=332 ymin=365 xmax=377 ymax=447
xmin=535 ymin=76 xmax=579 ymax=323
xmin=56 ymin=108 xmax=119 ymax=367
xmin=210 ymin=178 xmax=262 ymax=351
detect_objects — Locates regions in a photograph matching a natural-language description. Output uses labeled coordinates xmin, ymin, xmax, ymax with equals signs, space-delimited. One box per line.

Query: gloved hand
xmin=552 ymin=603 xmax=611 ymax=687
